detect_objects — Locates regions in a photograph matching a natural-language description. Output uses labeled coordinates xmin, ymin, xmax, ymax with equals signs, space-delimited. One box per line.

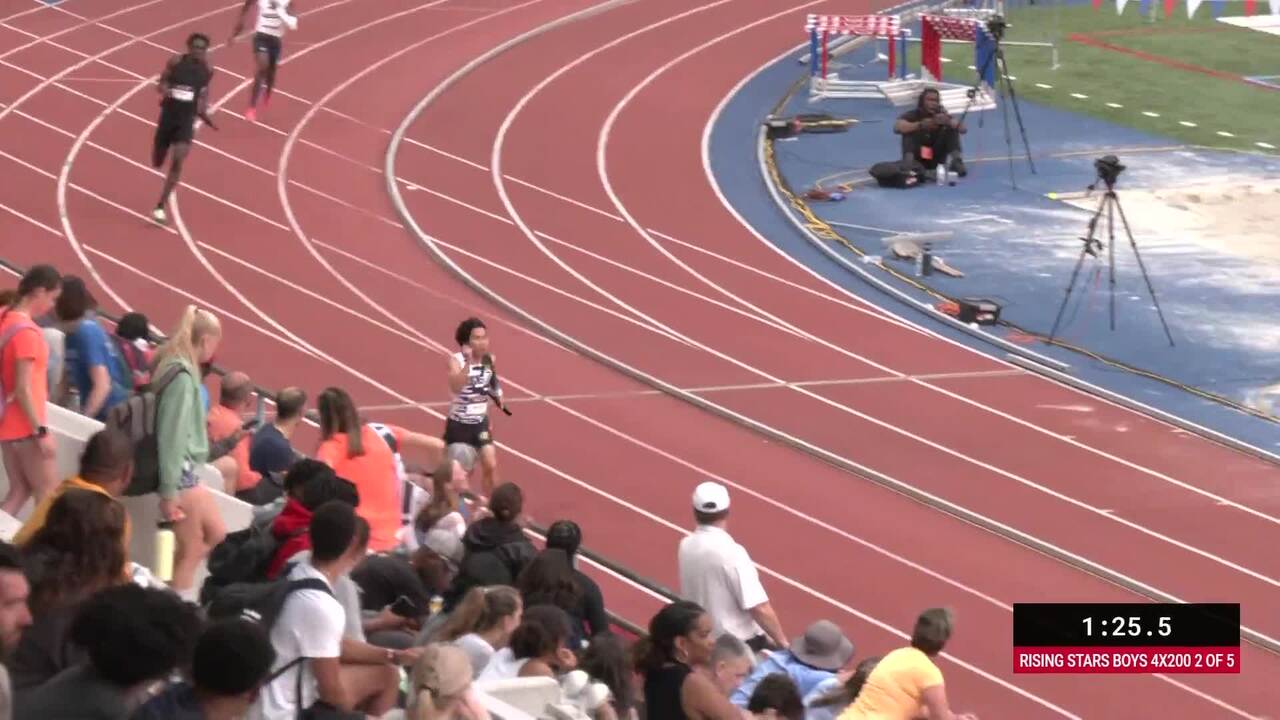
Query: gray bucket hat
xmin=791 ymin=620 xmax=855 ymax=671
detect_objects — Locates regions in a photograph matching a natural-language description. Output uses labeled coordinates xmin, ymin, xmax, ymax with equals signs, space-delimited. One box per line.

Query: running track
xmin=1 ymin=0 xmax=1278 ymax=716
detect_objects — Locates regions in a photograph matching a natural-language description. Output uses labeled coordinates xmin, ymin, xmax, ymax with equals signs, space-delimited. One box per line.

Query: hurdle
xmin=806 ymin=14 xmax=917 ymax=103
xmin=806 ymin=13 xmax=998 ymax=112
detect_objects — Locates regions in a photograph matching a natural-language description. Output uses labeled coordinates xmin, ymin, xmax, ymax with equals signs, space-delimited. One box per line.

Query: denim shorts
xmin=178 ymin=460 xmax=199 ymax=491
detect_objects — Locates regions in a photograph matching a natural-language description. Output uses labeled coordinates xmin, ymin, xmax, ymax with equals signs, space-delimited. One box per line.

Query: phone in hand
xmin=390 ymin=595 xmax=419 ymax=618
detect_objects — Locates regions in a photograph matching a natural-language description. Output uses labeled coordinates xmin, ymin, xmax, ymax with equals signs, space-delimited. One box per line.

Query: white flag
xmin=1186 ymin=0 xmax=1202 ymax=16
xmin=1116 ymin=0 xmax=1131 ymax=14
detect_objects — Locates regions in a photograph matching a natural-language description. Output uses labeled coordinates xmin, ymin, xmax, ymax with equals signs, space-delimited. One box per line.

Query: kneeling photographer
xmin=894 ymin=88 xmax=967 ymax=180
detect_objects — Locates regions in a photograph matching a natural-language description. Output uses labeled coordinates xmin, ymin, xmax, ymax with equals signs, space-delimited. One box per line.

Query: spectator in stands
xmin=53 ymin=276 xmax=131 ymax=421
xmin=704 ymin=634 xmax=754 ymax=697
xmin=635 ymin=601 xmax=743 ymax=720
xmin=446 ymin=482 xmax=535 ymax=611
xmin=1 ymin=264 xmax=62 ymax=517
xmin=730 ymin=620 xmax=852 ymax=707
xmin=314 ymin=386 xmax=444 ymax=553
xmin=517 ymin=548 xmax=593 ymax=650
xmin=10 ymin=489 xmax=128 ymax=691
xmin=433 ymin=585 xmax=523 ymax=676
xmin=0 ymin=542 xmax=33 ymax=720
xmin=15 ymin=584 xmax=201 ymax=718
xmin=746 ymin=673 xmax=803 ymax=720
xmin=678 ymin=482 xmax=787 ymax=653
xmin=151 ymin=305 xmax=231 ymax=601
xmin=251 ymin=500 xmax=400 ymax=719
xmin=582 ymin=632 xmax=638 ymax=720
xmin=206 ymin=371 xmax=267 ymax=500
xmin=414 ymin=458 xmax=469 ymax=545
xmin=408 ymin=643 xmax=491 ymax=720
xmin=112 ymin=311 xmax=154 ymax=389
xmin=349 ymin=549 xmax=455 ymax=648
xmin=545 ymin=520 xmax=610 ymax=643
xmin=839 ymin=608 xmax=976 ymax=720
xmin=131 ymin=618 xmax=277 ymax=719
xmin=249 ymin=386 xmax=306 ymax=477
xmin=265 ymin=460 xmax=359 ymax=579
xmin=804 ymin=655 xmax=880 ymax=720
xmin=476 ymin=604 xmax=577 ymax=682
xmin=14 ymin=427 xmax=133 ymax=558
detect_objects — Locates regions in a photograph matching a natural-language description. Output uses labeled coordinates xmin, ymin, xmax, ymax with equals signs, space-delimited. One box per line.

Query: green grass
xmin=903 ymin=1 xmax=1280 ymax=153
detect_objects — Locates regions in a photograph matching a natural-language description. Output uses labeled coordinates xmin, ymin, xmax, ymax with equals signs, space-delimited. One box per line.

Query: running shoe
xmin=151 ymin=206 xmax=167 ymax=224
xmin=245 ymin=106 xmax=257 ymax=122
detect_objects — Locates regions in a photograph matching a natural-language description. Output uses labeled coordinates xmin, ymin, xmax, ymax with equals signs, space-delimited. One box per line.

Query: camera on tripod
xmin=1094 ymin=155 xmax=1125 ymax=186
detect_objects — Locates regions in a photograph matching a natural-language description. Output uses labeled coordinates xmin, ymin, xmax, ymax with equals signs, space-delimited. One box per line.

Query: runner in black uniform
xmin=150 ymin=33 xmax=216 ymax=225
xmin=445 ymin=317 xmax=501 ymax=499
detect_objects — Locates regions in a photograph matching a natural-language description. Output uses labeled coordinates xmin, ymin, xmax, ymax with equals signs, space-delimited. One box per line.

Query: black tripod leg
xmin=1113 ymin=194 xmax=1176 ymax=346
xmin=1106 ymin=195 xmax=1117 ymax=332
xmin=1049 ymin=197 xmax=1106 ymax=342
xmin=999 ymin=50 xmax=1037 ymax=174
xmin=995 ymin=51 xmax=1017 ymax=188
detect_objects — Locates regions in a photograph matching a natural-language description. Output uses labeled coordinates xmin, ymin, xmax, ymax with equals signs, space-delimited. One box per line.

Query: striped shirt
xmin=448 ymin=352 xmax=495 ymax=425
xmin=254 ymin=0 xmax=294 ymax=37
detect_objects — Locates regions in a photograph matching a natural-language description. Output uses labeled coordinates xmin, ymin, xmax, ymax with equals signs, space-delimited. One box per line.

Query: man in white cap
xmin=677 ymin=481 xmax=788 ymax=653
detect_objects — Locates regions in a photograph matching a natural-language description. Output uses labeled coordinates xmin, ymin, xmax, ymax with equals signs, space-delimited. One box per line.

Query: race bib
xmin=169 ymin=86 xmax=195 ymax=102
xmin=463 ymin=402 xmax=487 ymax=416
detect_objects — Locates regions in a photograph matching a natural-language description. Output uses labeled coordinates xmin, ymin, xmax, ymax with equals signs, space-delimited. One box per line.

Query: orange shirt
xmin=316 ymin=424 xmax=406 ymax=552
xmin=0 ymin=310 xmax=47 ymax=440
xmin=207 ymin=404 xmax=262 ymax=492
xmin=14 ymin=476 xmax=132 ymax=562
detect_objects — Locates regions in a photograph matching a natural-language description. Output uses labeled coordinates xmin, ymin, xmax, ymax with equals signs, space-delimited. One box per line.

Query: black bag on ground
xmin=869 ymin=159 xmax=924 ymax=188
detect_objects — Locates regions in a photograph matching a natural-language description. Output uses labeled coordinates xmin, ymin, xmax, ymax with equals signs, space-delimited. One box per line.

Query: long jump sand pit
xmin=1059 ymin=176 xmax=1280 ymax=267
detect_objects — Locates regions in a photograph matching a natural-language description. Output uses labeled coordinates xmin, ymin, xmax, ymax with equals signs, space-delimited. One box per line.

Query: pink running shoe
xmin=245 ymin=106 xmax=257 ymax=122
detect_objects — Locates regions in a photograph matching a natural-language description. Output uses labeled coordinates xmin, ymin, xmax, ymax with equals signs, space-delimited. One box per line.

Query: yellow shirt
xmin=13 ymin=476 xmax=132 ymax=558
xmin=838 ymin=647 xmax=944 ymax=720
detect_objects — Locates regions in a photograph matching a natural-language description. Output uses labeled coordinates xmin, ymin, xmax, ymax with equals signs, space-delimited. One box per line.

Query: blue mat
xmin=707 ymin=37 xmax=1280 ymax=452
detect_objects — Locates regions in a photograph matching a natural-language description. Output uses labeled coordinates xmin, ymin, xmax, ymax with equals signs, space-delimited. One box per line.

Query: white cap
xmin=692 ymin=481 xmax=730 ymax=513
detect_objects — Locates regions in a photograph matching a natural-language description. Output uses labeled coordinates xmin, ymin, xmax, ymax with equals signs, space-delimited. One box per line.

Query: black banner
xmin=1013 ymin=603 xmax=1240 ymax=647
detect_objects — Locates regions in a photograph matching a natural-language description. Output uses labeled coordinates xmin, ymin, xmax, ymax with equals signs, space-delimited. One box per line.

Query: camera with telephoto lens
xmin=1094 ymin=155 xmax=1125 ymax=185
xmin=986 ymin=14 xmax=1008 ymax=40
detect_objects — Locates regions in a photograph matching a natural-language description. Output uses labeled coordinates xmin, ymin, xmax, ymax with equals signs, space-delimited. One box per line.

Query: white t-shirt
xmin=677 ymin=525 xmax=768 ymax=642
xmin=454 ymin=633 xmax=496 ymax=677
xmin=249 ymin=562 xmax=345 ymax=720
xmin=476 ymin=647 xmax=528 ymax=683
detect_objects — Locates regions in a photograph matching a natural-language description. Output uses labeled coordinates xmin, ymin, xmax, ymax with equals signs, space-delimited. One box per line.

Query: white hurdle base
xmin=809 ymin=76 xmax=996 ymax=113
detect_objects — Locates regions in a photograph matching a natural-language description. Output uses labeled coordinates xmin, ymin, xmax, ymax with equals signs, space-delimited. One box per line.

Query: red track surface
xmin=2 ymin=0 xmax=1278 ymax=716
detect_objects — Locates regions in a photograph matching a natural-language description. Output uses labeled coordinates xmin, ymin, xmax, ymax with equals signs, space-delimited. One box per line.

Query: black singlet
xmin=160 ymin=55 xmax=211 ymax=117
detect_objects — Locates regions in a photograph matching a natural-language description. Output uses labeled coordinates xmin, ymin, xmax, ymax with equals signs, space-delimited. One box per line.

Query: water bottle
xmin=154 ymin=520 xmax=176 ymax=583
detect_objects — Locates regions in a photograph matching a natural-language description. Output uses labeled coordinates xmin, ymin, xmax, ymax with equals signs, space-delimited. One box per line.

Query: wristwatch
xmin=35 ymin=426 xmax=48 ymax=438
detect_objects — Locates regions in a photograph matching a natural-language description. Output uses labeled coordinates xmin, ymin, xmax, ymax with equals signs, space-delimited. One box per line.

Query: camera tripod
xmin=1047 ymin=164 xmax=1175 ymax=347
xmin=954 ymin=16 xmax=1036 ymax=188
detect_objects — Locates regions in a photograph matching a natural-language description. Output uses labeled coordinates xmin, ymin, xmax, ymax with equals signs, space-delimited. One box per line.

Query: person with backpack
xmin=247 ymin=501 xmax=399 ymax=720
xmin=52 ymin=277 xmax=132 ymax=422
xmin=112 ymin=312 xmax=155 ymax=390
xmin=148 ymin=306 xmax=230 ymax=601
xmin=1 ymin=265 xmax=62 ymax=518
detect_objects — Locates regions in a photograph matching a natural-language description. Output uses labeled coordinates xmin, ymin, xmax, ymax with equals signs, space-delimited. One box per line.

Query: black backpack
xmin=869 ymin=159 xmax=925 ymax=188
xmin=199 ymin=521 xmax=305 ymax=605
xmin=205 ymin=575 xmax=333 ymax=629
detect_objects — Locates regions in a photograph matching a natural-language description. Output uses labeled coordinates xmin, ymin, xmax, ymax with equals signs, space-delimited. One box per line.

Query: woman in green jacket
xmin=152 ymin=305 xmax=229 ymax=598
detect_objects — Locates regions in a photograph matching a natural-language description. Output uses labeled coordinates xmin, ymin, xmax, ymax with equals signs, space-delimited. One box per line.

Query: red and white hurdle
xmin=806 ymin=13 xmax=997 ymax=112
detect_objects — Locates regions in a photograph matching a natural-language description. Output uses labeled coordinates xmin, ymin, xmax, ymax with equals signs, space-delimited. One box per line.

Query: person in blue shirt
xmin=53 ymin=277 xmax=130 ymax=421
xmin=730 ymin=620 xmax=854 ymax=708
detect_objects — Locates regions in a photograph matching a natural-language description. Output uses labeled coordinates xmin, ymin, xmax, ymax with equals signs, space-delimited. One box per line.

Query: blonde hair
xmin=153 ymin=305 xmax=221 ymax=369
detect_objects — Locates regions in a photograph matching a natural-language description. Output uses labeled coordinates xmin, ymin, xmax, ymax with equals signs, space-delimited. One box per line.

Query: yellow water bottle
xmin=154 ymin=520 xmax=176 ymax=583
